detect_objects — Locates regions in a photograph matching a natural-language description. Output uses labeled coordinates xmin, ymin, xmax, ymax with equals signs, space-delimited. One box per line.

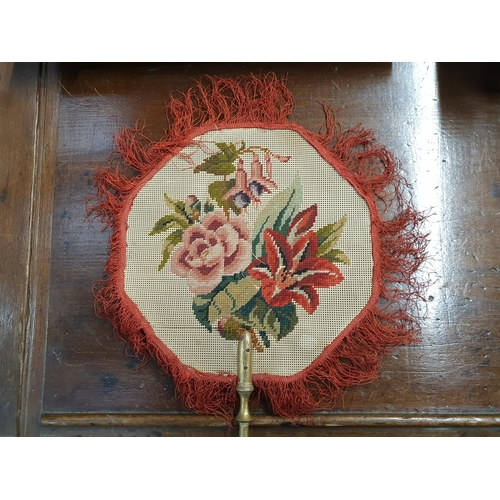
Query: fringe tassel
xmin=86 ymin=74 xmax=428 ymax=421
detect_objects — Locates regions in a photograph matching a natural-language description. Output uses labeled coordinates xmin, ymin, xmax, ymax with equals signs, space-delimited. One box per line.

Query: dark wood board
xmin=2 ymin=62 xmax=499 ymax=436
xmin=0 ymin=63 xmax=40 ymax=436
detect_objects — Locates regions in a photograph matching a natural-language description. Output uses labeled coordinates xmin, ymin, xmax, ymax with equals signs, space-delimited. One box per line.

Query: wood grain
xmin=20 ymin=63 xmax=61 ymax=436
xmin=2 ymin=62 xmax=499 ymax=436
xmin=0 ymin=63 xmax=39 ymax=436
xmin=40 ymin=412 xmax=500 ymax=428
xmin=39 ymin=426 xmax=500 ymax=437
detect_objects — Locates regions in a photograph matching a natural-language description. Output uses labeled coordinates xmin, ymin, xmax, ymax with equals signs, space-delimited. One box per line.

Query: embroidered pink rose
xmin=170 ymin=211 xmax=251 ymax=294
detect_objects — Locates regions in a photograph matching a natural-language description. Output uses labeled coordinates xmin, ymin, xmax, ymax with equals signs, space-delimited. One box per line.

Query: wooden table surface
xmin=1 ymin=62 xmax=499 ymax=436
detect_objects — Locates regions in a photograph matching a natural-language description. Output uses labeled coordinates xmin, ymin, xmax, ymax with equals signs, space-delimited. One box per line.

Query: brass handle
xmin=235 ymin=330 xmax=254 ymax=437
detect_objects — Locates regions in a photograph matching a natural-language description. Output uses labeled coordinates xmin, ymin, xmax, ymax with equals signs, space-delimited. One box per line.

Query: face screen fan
xmin=88 ymin=74 xmax=428 ymax=421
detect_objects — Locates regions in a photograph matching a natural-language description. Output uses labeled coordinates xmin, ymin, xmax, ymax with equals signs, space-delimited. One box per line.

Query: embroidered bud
xmin=217 ymin=316 xmax=242 ymax=340
xmin=186 ymin=195 xmax=201 ymax=220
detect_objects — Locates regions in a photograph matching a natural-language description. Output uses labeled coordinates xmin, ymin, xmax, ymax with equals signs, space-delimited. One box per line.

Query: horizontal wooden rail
xmin=41 ymin=412 xmax=500 ymax=428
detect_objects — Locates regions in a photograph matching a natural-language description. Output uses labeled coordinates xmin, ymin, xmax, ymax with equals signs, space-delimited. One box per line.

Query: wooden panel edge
xmin=19 ymin=63 xmax=61 ymax=437
xmin=0 ymin=63 xmax=40 ymax=436
xmin=40 ymin=412 xmax=500 ymax=428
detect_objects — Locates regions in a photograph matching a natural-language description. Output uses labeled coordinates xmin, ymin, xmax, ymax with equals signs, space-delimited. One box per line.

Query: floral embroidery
xmin=170 ymin=211 xmax=251 ymax=295
xmin=247 ymin=206 xmax=344 ymax=314
xmin=222 ymin=153 xmax=280 ymax=208
xmin=221 ymin=159 xmax=257 ymax=208
xmin=150 ymin=142 xmax=351 ymax=350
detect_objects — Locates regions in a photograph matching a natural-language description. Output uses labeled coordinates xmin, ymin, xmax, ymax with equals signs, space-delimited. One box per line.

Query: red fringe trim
xmin=86 ymin=74 xmax=429 ymax=421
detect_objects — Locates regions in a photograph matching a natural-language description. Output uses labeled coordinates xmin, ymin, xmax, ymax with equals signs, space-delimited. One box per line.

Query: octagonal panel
xmin=124 ymin=128 xmax=373 ymax=376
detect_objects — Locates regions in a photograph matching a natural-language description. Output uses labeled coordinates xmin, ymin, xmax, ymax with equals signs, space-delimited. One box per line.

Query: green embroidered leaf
xmin=164 ymin=194 xmax=186 ymax=215
xmin=234 ymin=294 xmax=298 ymax=343
xmin=316 ymin=214 xmax=348 ymax=256
xmin=274 ymin=302 xmax=299 ymax=340
xmin=252 ymin=174 xmax=303 ymax=257
xmin=234 ymin=296 xmax=275 ymax=340
xmin=234 ymin=293 xmax=262 ymax=326
xmin=258 ymin=330 xmax=271 ymax=349
xmin=192 ymin=295 xmax=213 ymax=332
xmin=163 ymin=194 xmax=200 ymax=224
xmin=208 ymin=276 xmax=261 ymax=324
xmin=158 ymin=229 xmax=184 ymax=271
xmin=149 ymin=214 xmax=190 ymax=236
xmin=263 ymin=308 xmax=280 ymax=339
xmin=248 ymin=299 xmax=279 ymax=340
xmin=194 ymin=142 xmax=239 ymax=175
xmin=216 ymin=142 xmax=239 ymax=156
xmin=321 ymin=248 xmax=351 ymax=266
xmin=208 ymin=179 xmax=241 ymax=215
xmin=204 ymin=199 xmax=215 ymax=213
xmin=191 ymin=272 xmax=246 ymax=333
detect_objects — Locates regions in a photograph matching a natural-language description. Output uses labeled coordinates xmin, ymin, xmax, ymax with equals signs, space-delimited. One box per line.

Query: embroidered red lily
xmin=247 ymin=205 xmax=344 ymax=314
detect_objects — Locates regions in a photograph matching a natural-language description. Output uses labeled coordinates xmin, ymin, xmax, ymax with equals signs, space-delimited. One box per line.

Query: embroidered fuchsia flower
xmin=248 ymin=153 xmax=277 ymax=199
xmin=247 ymin=205 xmax=344 ymax=314
xmin=264 ymin=153 xmax=290 ymax=179
xmin=223 ymin=154 xmax=281 ymax=208
xmin=222 ymin=159 xmax=257 ymax=209
xmin=170 ymin=211 xmax=251 ymax=295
